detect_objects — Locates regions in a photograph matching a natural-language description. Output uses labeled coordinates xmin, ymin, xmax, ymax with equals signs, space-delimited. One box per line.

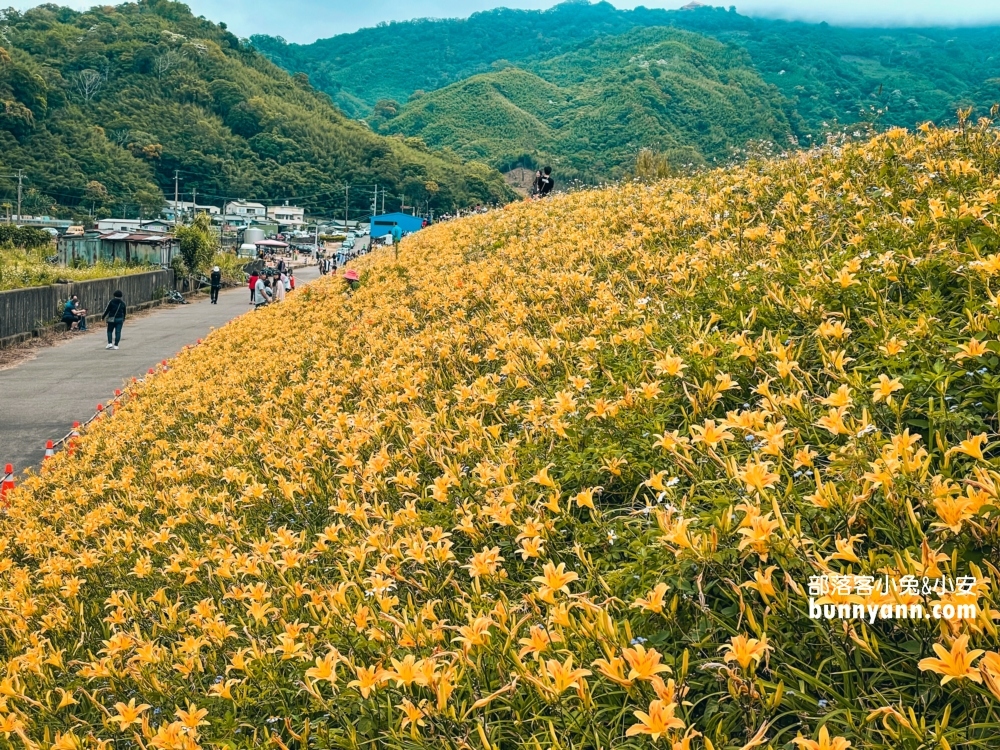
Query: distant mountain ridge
xmin=253 ymin=1 xmax=1000 ymax=180
xmin=380 ymin=27 xmax=796 ymax=179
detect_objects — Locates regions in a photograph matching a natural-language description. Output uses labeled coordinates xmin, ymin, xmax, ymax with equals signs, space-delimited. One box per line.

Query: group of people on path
xmin=61 ymin=291 xmax=128 ymax=349
xmin=248 ymin=263 xmax=294 ymax=309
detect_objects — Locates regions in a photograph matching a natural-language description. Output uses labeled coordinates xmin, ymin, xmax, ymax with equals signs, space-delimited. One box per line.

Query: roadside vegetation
xmin=0 ymin=245 xmax=155 ymax=292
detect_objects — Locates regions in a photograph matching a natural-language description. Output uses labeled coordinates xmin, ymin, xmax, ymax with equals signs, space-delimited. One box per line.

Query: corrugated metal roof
xmin=100 ymin=232 xmax=170 ymax=242
xmin=125 ymin=234 xmax=169 ymax=242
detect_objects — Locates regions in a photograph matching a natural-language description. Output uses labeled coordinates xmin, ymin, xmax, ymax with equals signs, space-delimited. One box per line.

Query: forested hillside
xmin=255 ymin=1 xmax=1000 ymax=179
xmin=380 ymin=28 xmax=796 ymax=179
xmin=250 ymin=1 xmax=648 ymax=118
xmin=0 ymin=1 xmax=512 ymax=222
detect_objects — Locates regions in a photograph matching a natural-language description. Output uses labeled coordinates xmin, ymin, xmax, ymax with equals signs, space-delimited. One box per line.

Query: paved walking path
xmin=0 ymin=265 xmax=320 ymax=473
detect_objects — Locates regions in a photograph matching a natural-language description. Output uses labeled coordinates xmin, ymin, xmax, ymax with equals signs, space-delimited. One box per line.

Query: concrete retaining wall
xmin=0 ymin=269 xmax=175 ymax=346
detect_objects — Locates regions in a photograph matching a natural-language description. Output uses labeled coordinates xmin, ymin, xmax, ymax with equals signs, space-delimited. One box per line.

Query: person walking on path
xmin=289 ymin=270 xmax=296 ymax=290
xmin=62 ymin=296 xmax=87 ymax=331
xmin=209 ymin=266 xmax=222 ymax=304
xmin=101 ymin=290 xmax=127 ymax=350
xmin=248 ymin=270 xmax=259 ymax=305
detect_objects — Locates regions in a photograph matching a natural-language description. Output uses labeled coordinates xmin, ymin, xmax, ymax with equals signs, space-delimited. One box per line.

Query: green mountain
xmin=380 ymin=28 xmax=796 ymax=178
xmin=249 ymin=1 xmax=652 ymax=119
xmin=0 ymin=1 xmax=513 ymax=223
xmin=254 ymin=1 xmax=1000 ymax=179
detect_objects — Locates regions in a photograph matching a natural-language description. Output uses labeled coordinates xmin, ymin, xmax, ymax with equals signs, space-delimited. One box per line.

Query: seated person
xmin=62 ymin=295 xmax=87 ymax=330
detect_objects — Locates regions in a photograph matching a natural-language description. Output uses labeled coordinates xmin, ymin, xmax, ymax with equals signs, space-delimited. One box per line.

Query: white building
xmin=224 ymin=200 xmax=267 ymax=219
xmin=267 ymin=203 xmax=305 ymax=227
xmin=164 ymin=201 xmax=220 ymax=221
xmin=96 ymin=219 xmax=172 ymax=234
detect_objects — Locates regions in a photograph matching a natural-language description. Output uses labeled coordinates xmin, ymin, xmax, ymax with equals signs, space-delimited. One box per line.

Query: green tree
xmin=174 ymin=213 xmax=216 ymax=274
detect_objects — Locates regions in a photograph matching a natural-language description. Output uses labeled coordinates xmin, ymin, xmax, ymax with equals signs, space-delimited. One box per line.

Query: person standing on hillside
xmin=391 ymin=224 xmax=403 ymax=261
xmin=101 ymin=290 xmax=126 ymax=350
xmin=209 ymin=265 xmax=222 ymax=304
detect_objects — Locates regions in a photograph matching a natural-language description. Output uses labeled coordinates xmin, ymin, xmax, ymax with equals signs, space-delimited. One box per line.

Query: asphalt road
xmin=0 ymin=264 xmax=320 ymax=473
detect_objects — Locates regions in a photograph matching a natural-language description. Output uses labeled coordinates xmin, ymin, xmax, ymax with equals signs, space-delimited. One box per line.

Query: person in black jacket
xmin=101 ymin=290 xmax=127 ymax=350
xmin=539 ymin=166 xmax=554 ymax=196
xmin=532 ymin=166 xmax=554 ymax=197
xmin=209 ymin=265 xmax=222 ymax=304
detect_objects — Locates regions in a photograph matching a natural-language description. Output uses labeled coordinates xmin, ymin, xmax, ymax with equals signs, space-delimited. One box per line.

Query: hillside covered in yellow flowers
xmin=7 ymin=117 xmax=1000 ymax=749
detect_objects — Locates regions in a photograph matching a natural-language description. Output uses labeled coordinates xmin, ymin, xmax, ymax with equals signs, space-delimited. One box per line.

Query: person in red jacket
xmin=248 ymin=271 xmax=259 ymax=305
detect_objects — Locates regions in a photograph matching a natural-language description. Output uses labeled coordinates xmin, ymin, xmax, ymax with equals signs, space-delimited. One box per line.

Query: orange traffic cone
xmin=67 ymin=422 xmax=80 ymax=457
xmin=1 ymin=464 xmax=13 ymax=506
xmin=43 ymin=441 xmax=54 ymax=461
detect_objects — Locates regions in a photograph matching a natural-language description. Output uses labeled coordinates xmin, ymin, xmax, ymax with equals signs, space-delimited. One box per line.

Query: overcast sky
xmin=12 ymin=1 xmax=1000 ymax=43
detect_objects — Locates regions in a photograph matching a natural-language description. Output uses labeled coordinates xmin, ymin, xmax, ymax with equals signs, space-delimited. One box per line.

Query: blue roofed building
xmin=369 ymin=212 xmax=426 ymax=238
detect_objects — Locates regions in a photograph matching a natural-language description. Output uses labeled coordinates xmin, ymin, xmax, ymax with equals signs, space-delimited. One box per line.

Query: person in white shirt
xmin=254 ymin=275 xmax=271 ymax=307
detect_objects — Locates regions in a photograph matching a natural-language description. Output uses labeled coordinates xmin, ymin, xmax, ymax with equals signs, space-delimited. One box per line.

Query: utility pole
xmin=16 ymin=169 xmax=23 ymax=223
xmin=344 ymin=184 xmax=349 ymax=232
xmin=191 ymin=188 xmax=197 ymax=224
xmin=381 ymin=187 xmax=385 ymax=215
xmin=372 ymin=184 xmax=378 ymax=218
xmin=174 ymin=170 xmax=180 ymax=225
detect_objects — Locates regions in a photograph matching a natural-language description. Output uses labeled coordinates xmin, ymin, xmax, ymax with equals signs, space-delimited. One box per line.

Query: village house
xmin=163 ymin=201 xmax=221 ymax=222
xmin=224 ymin=200 xmax=267 ymax=219
xmin=267 ymin=203 xmax=306 ymax=228
xmin=58 ymin=231 xmax=179 ymax=266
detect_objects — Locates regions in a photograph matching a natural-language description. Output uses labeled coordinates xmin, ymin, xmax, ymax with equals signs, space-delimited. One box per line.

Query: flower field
xmin=8 ymin=117 xmax=1000 ymax=749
